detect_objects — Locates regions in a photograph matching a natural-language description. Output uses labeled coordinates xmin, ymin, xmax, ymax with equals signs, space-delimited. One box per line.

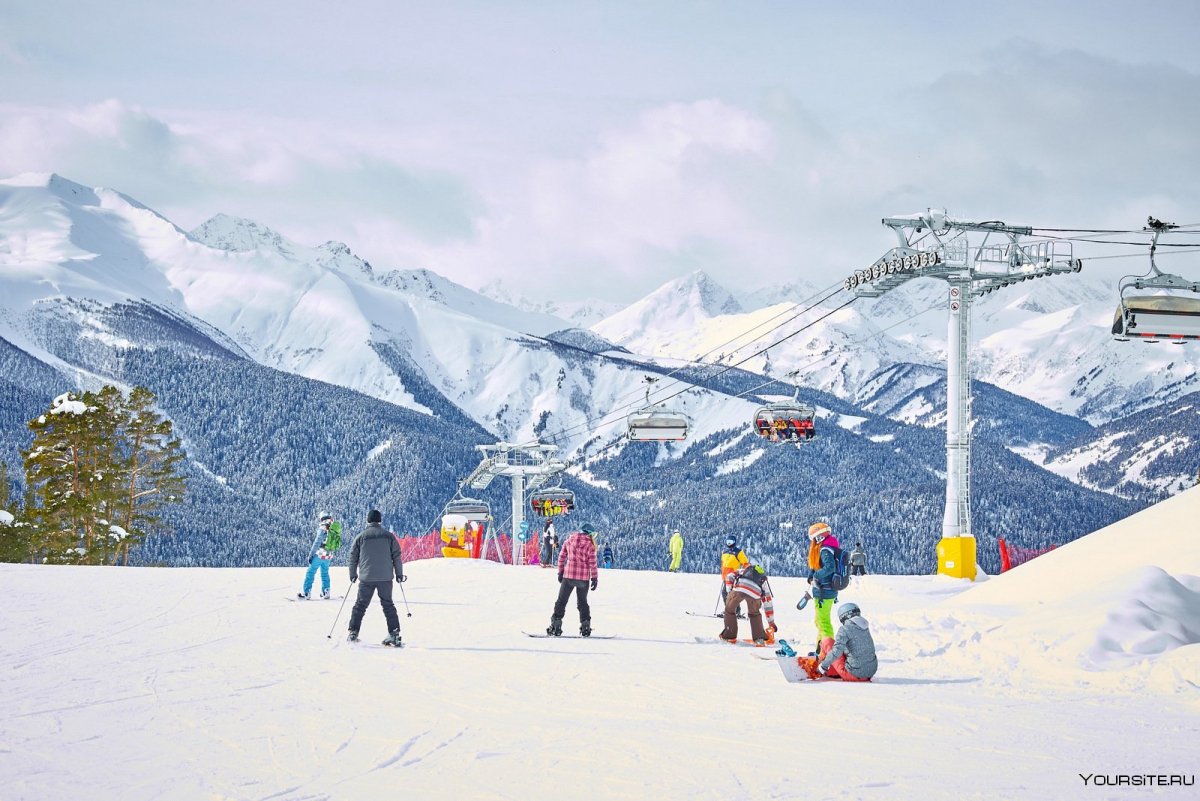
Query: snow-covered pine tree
xmin=20 ymin=386 xmax=186 ymax=565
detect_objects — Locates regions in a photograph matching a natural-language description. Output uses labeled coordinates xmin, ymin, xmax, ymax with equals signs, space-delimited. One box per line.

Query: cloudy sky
xmin=3 ymin=1 xmax=1199 ymax=302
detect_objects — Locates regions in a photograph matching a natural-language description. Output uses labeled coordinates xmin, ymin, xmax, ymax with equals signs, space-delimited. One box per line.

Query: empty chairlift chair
xmin=1112 ymin=217 xmax=1200 ymax=343
xmin=443 ymin=497 xmax=491 ymax=525
xmin=627 ymin=377 xmax=692 ymax=442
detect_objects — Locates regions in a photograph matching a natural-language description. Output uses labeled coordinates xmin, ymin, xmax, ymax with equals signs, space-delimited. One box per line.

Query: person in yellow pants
xmin=668 ymin=529 xmax=684 ymax=572
xmin=806 ymin=521 xmax=840 ymax=654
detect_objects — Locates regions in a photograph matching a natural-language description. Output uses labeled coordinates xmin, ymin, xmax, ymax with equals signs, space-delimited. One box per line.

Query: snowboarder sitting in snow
xmin=719 ymin=563 xmax=777 ymax=646
xmin=799 ymin=602 xmax=877 ymax=681
xmin=548 ymin=522 xmax=599 ymax=637
xmin=298 ymin=512 xmax=340 ymax=599
xmin=347 ymin=509 xmax=406 ymax=647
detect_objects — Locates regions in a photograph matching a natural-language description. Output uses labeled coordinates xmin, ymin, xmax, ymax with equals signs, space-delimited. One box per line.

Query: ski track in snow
xmin=1 ymin=489 xmax=1198 ymax=800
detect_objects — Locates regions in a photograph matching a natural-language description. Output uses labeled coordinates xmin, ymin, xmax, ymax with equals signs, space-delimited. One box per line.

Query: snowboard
xmin=693 ymin=635 xmax=772 ymax=648
xmin=523 ymin=631 xmax=616 ymax=640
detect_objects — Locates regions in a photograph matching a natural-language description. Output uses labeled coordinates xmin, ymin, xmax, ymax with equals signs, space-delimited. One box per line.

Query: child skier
xmin=806 ymin=521 xmax=840 ymax=654
xmin=719 ymin=535 xmax=749 ymax=603
xmin=719 ymin=562 xmax=777 ymax=646
xmin=548 ymin=522 xmax=599 ymax=637
xmin=298 ymin=512 xmax=340 ymax=599
xmin=799 ymin=602 xmax=877 ymax=681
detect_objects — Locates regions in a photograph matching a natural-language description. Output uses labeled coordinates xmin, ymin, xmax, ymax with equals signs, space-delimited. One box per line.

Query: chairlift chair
xmin=529 ymin=487 xmax=576 ymax=517
xmin=1112 ymin=217 xmax=1200 ymax=343
xmin=627 ymin=376 xmax=692 ymax=442
xmin=752 ymin=371 xmax=817 ymax=443
xmin=443 ymin=497 xmax=491 ymax=523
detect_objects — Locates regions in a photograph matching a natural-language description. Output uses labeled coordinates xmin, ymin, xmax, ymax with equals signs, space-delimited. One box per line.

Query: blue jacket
xmin=809 ymin=539 xmax=840 ymax=601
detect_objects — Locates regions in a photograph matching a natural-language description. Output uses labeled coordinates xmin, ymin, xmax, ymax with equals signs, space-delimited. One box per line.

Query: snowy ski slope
xmin=1 ymin=488 xmax=1197 ymax=800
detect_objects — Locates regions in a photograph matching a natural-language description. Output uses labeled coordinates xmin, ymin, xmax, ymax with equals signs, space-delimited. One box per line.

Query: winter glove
xmin=557 ymin=573 xmax=564 ymax=583
xmin=350 ymin=575 xmax=357 ymax=584
xmin=590 ymin=577 xmax=598 ymax=591
xmin=401 ymin=574 xmax=407 ymax=582
xmin=769 ymin=622 xmax=778 ymax=633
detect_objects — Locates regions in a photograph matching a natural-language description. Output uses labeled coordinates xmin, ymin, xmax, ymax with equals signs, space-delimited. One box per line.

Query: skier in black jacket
xmin=347 ymin=509 xmax=406 ymax=646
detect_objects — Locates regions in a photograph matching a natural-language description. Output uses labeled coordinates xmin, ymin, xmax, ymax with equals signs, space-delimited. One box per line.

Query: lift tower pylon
xmin=844 ymin=210 xmax=1081 ymax=580
xmin=460 ymin=442 xmax=566 ymax=564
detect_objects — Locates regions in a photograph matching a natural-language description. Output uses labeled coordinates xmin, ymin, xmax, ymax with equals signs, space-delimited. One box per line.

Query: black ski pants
xmin=552 ymin=578 xmax=591 ymax=624
xmin=349 ymin=580 xmax=400 ymax=633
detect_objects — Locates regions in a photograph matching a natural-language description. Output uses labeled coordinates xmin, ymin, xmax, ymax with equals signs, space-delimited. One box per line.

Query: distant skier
xmin=298 ymin=512 xmax=340 ymax=599
xmin=601 ymin=543 xmax=614 ymax=568
xmin=347 ymin=509 xmax=406 ymax=647
xmin=668 ymin=529 xmax=684 ymax=572
xmin=548 ymin=522 xmax=599 ymax=637
xmin=850 ymin=542 xmax=867 ymax=576
xmin=539 ymin=519 xmax=558 ymax=569
xmin=801 ymin=602 xmax=877 ymax=682
xmin=719 ymin=562 xmax=777 ymax=646
xmin=719 ymin=536 xmax=750 ymax=604
xmin=806 ymin=521 xmax=841 ymax=655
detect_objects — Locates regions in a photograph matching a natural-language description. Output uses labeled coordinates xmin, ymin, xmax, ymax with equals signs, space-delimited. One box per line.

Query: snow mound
xmin=1085 ymin=566 xmax=1200 ymax=668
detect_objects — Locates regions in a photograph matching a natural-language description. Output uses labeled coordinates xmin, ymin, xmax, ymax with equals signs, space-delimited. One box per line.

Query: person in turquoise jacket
xmin=298 ymin=512 xmax=338 ymax=599
xmin=806 ymin=521 xmax=840 ymax=654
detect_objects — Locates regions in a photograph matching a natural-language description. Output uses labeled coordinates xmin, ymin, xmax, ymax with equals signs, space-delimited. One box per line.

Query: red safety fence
xmin=998 ymin=538 xmax=1057 ymax=572
xmin=394 ymin=531 xmax=541 ymax=565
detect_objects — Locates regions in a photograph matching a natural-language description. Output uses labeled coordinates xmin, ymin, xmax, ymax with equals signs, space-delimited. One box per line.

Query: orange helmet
xmin=808 ymin=521 xmax=831 ymax=541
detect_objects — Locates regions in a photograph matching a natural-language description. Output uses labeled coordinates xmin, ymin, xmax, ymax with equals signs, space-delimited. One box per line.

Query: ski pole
xmin=326 ymin=580 xmax=354 ymax=639
xmin=398 ymin=578 xmax=413 ymax=617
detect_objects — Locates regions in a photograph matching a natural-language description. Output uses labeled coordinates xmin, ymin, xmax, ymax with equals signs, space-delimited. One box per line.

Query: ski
xmin=523 ymin=631 xmax=616 ymax=639
xmin=686 ymin=611 xmax=746 ymax=619
xmin=287 ymin=595 xmax=344 ymax=602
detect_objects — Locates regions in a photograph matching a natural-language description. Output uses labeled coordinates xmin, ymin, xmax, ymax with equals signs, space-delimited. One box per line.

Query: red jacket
xmin=558 ymin=532 xmax=598 ymax=582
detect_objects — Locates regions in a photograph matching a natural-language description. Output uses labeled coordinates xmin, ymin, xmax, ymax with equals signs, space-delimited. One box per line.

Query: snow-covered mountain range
xmin=0 ymin=172 xmax=1193 ymax=568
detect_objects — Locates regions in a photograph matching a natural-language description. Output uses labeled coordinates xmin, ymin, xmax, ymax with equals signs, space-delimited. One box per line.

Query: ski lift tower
xmin=461 ymin=442 xmax=567 ymax=565
xmin=842 ymin=210 xmax=1081 ymax=580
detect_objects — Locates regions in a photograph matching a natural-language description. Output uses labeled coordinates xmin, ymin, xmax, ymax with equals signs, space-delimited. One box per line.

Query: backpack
xmin=325 ymin=521 xmax=343 ymax=552
xmin=827 ymin=545 xmax=850 ymax=591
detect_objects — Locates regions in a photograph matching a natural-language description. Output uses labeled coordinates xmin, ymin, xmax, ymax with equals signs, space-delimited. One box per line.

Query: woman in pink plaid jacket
xmin=547 ymin=522 xmax=600 ymax=637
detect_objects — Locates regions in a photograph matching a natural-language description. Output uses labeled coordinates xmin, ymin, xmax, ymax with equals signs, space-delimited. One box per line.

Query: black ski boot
xmin=347 ymin=630 xmax=359 ymax=643
xmin=381 ymin=630 xmax=403 ymax=647
xmin=547 ymin=617 xmax=563 ymax=637
xmin=580 ymin=620 xmax=592 ymax=638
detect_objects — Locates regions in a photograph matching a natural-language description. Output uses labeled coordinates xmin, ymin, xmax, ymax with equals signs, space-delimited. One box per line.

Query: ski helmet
xmin=725 ymin=536 xmax=737 ymax=547
xmin=319 ymin=512 xmax=333 ymax=523
xmin=580 ymin=522 xmax=598 ymax=537
xmin=808 ymin=521 xmax=831 ymax=542
xmin=837 ymin=602 xmax=861 ymax=624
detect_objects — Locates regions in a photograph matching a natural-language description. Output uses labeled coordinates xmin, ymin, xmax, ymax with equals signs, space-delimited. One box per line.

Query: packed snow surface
xmin=2 ymin=488 xmax=1198 ymax=800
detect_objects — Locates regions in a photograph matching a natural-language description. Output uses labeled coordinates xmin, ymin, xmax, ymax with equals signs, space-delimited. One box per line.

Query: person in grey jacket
xmin=347 ymin=509 xmax=406 ymax=646
xmin=817 ymin=602 xmax=877 ymax=681
xmin=849 ymin=542 xmax=867 ymax=576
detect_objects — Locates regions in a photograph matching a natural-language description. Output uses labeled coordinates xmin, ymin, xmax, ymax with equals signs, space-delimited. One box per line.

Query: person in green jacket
xmin=668 ymin=529 xmax=684 ymax=572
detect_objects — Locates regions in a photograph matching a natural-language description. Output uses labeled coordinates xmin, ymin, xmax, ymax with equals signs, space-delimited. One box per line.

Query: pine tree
xmin=0 ymin=460 xmax=9 ymax=510
xmin=111 ymin=386 xmax=187 ymax=565
xmin=21 ymin=387 xmax=187 ymax=565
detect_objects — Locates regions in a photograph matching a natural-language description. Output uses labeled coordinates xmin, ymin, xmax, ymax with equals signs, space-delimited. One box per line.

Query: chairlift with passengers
xmin=1112 ymin=217 xmax=1200 ymax=343
xmin=753 ymin=371 xmax=816 ymax=443
xmin=627 ymin=376 xmax=692 ymax=441
xmin=529 ymin=485 xmax=575 ymax=517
